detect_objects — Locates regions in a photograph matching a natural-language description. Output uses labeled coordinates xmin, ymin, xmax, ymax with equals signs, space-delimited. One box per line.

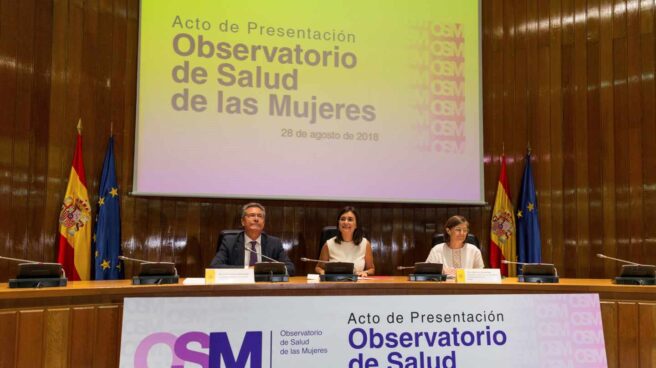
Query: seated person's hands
xmin=443 ymin=266 xmax=456 ymax=277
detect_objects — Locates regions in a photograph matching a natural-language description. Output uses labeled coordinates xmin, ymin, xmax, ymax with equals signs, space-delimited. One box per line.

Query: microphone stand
xmin=0 ymin=256 xmax=68 ymax=288
xmin=245 ymin=247 xmax=289 ymax=283
xmin=397 ymin=263 xmax=447 ymax=282
xmin=299 ymin=257 xmax=357 ymax=282
xmin=597 ymin=254 xmax=656 ymax=285
xmin=501 ymin=260 xmax=559 ymax=283
xmin=118 ymin=256 xmax=179 ymax=285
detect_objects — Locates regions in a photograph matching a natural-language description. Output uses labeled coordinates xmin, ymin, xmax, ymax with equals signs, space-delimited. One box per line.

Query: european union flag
xmin=92 ymin=136 xmax=123 ymax=279
xmin=516 ymin=151 xmax=542 ymax=274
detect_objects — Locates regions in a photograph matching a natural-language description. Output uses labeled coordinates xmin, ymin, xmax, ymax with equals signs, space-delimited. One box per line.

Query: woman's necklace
xmin=450 ymin=243 xmax=463 ymax=268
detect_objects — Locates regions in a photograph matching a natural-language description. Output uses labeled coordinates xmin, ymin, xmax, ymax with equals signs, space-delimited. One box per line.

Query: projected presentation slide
xmin=134 ymin=0 xmax=483 ymax=203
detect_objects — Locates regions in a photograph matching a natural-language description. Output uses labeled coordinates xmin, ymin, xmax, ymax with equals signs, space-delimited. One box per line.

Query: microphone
xmin=245 ymin=246 xmax=282 ymax=264
xmin=597 ymin=253 xmax=656 ymax=285
xmin=119 ymin=255 xmax=178 ymax=276
xmin=501 ymin=260 xmax=559 ymax=281
xmin=118 ymin=255 xmax=156 ymax=264
xmin=300 ymin=257 xmax=331 ymax=264
xmin=596 ymin=253 xmax=641 ymax=266
xmin=0 ymin=255 xmax=67 ymax=287
xmin=300 ymin=257 xmax=357 ymax=264
xmin=300 ymin=258 xmax=356 ymax=281
xmin=0 ymin=255 xmax=40 ymax=264
xmin=119 ymin=255 xmax=179 ymax=285
xmin=245 ymin=246 xmax=288 ymax=276
xmin=0 ymin=255 xmax=67 ymax=279
xmin=501 ymin=260 xmax=555 ymax=266
xmin=400 ymin=263 xmax=446 ymax=281
xmin=397 ymin=265 xmax=416 ymax=270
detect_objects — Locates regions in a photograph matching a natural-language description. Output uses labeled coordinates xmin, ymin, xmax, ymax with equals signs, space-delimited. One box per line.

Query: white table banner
xmin=119 ymin=294 xmax=607 ymax=368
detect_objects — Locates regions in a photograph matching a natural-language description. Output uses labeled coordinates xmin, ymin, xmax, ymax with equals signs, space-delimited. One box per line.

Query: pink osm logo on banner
xmin=533 ymin=294 xmax=607 ymax=368
xmin=414 ymin=23 xmax=467 ymax=155
xmin=134 ymin=330 xmax=263 ymax=368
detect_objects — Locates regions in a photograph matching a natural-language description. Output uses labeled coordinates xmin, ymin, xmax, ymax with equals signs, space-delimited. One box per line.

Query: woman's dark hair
xmin=335 ymin=206 xmax=364 ymax=244
xmin=443 ymin=215 xmax=469 ymax=243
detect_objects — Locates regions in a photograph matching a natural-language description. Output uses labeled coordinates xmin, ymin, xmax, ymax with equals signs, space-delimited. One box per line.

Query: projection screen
xmin=134 ymin=0 xmax=483 ymax=204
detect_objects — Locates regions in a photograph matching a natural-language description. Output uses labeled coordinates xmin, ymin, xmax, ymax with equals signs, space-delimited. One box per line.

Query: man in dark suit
xmin=210 ymin=202 xmax=295 ymax=275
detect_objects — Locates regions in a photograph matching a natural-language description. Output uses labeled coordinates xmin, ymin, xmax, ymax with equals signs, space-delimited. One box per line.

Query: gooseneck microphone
xmin=596 ymin=253 xmax=641 ymax=266
xmin=501 ymin=260 xmax=555 ymax=266
xmin=1 ymin=255 xmax=67 ymax=288
xmin=244 ymin=246 xmax=289 ymax=279
xmin=119 ymin=255 xmax=179 ymax=285
xmin=501 ymin=260 xmax=559 ymax=282
xmin=118 ymin=255 xmax=178 ymax=275
xmin=396 ymin=265 xmax=416 ymax=271
xmin=597 ymin=253 xmax=656 ymax=285
xmin=0 ymin=255 xmax=67 ymax=279
xmin=300 ymin=257 xmax=331 ymax=263
xmin=0 ymin=255 xmax=40 ymax=264
xmin=245 ymin=246 xmax=282 ymax=264
xmin=300 ymin=258 xmax=357 ymax=281
xmin=401 ymin=262 xmax=446 ymax=282
xmin=118 ymin=255 xmax=156 ymax=264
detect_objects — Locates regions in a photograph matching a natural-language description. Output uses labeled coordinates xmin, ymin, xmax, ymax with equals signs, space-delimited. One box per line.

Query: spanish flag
xmin=57 ymin=122 xmax=91 ymax=281
xmin=489 ymin=155 xmax=517 ymax=276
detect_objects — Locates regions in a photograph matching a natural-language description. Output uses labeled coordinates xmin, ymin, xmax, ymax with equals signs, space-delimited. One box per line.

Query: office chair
xmin=318 ymin=225 xmax=368 ymax=256
xmin=319 ymin=226 xmax=339 ymax=250
xmin=432 ymin=233 xmax=480 ymax=248
xmin=216 ymin=229 xmax=242 ymax=253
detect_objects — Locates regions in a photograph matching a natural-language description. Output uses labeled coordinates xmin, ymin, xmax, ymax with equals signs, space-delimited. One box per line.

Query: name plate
xmin=455 ymin=268 xmax=502 ymax=283
xmin=205 ymin=268 xmax=255 ymax=284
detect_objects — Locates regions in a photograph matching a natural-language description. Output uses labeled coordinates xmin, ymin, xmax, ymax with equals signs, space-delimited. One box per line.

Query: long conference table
xmin=0 ymin=277 xmax=653 ymax=368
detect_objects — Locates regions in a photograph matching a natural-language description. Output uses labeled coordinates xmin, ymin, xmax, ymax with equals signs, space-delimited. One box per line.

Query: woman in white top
xmin=426 ymin=215 xmax=484 ymax=276
xmin=316 ymin=206 xmax=375 ymax=277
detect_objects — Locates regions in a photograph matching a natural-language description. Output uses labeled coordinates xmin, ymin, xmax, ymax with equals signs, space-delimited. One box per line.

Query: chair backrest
xmin=432 ymin=233 xmax=480 ymax=248
xmin=318 ymin=226 xmax=370 ymax=257
xmin=318 ymin=226 xmax=339 ymax=256
xmin=216 ymin=229 xmax=242 ymax=252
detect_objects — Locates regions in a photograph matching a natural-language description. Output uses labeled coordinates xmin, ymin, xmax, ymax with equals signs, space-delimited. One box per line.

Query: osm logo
xmin=134 ymin=330 xmax=262 ymax=368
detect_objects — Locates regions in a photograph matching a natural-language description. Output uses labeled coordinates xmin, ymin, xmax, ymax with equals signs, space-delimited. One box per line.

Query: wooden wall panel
xmin=618 ymin=302 xmax=640 ymax=367
xmin=639 ymin=303 xmax=656 ymax=367
xmin=69 ymin=307 xmax=97 ymax=367
xmin=1 ymin=0 xmax=656 ymax=281
xmin=0 ymin=305 xmax=125 ymax=368
xmin=601 ymin=301 xmax=619 ymax=368
xmin=44 ymin=308 xmax=71 ymax=368
xmin=600 ymin=300 xmax=656 ymax=368
xmin=641 ymin=0 xmax=656 ymax=278
xmin=587 ymin=0 xmax=605 ymax=278
xmin=0 ymin=311 xmax=18 ymax=367
xmin=16 ymin=310 xmax=44 ymax=368
xmin=600 ymin=0 xmax=619 ymax=278
xmin=93 ymin=305 xmax=121 ymax=368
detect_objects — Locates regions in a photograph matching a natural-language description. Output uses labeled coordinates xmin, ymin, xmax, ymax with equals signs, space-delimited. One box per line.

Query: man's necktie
xmin=249 ymin=240 xmax=258 ymax=266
